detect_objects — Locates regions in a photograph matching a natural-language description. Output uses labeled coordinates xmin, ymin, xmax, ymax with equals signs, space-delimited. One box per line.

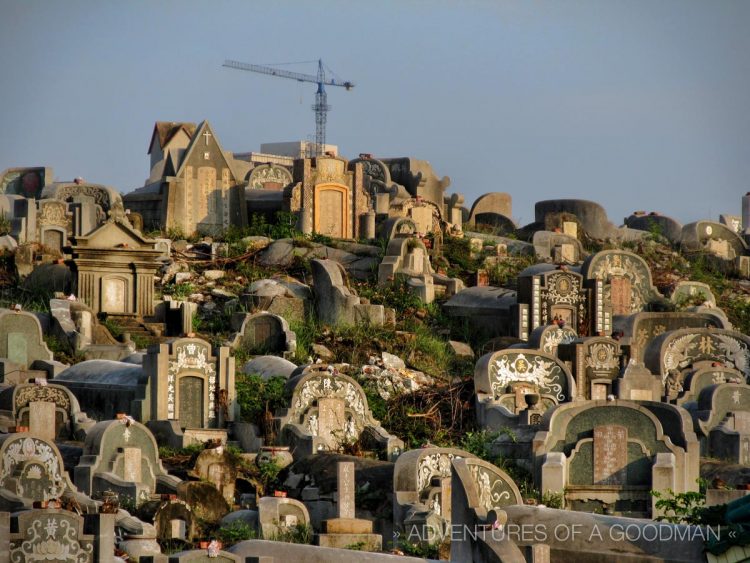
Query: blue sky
xmin=2 ymin=0 xmax=749 ymax=225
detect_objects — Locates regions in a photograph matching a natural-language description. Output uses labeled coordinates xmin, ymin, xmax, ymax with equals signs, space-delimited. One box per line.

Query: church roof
xmin=148 ymin=121 xmax=197 ymax=154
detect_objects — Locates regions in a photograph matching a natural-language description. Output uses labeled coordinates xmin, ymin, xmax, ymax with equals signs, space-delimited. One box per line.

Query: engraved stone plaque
xmin=610 ymin=277 xmax=632 ymax=316
xmin=8 ymin=332 xmax=28 ymax=366
xmin=594 ymin=425 xmax=628 ymax=485
xmin=317 ymin=397 xmax=346 ymax=446
xmin=179 ymin=376 xmax=204 ymax=429
xmin=337 ymin=461 xmax=356 ymax=519
xmin=316 ymin=188 xmax=345 ymax=238
xmin=29 ymin=401 xmax=56 ymax=442
xmin=123 ymin=447 xmax=142 ymax=482
xmin=102 ymin=278 xmax=126 ymax=313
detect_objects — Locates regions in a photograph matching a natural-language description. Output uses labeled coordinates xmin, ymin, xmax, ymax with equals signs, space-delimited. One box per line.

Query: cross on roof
xmin=203 ymin=130 xmax=212 ymax=145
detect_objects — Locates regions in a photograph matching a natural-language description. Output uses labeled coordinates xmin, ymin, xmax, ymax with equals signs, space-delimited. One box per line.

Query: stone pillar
xmin=743 ymin=192 xmax=750 ymax=234
xmin=439 ymin=477 xmax=452 ymax=522
xmin=83 ymin=512 xmax=116 ymax=563
xmin=541 ymin=452 xmax=567 ymax=496
xmin=525 ymin=544 xmax=551 ymax=563
xmin=0 ymin=512 xmax=9 ymax=563
xmin=360 ymin=211 xmax=376 ymax=240
xmin=652 ymin=452 xmax=676 ymax=518
xmin=29 ymin=401 xmax=56 ymax=442
xmin=180 ymin=301 xmax=197 ymax=336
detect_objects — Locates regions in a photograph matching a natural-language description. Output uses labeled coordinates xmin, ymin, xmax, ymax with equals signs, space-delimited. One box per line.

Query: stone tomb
xmin=190 ymin=446 xmax=237 ymax=506
xmin=525 ymin=324 xmax=578 ymax=356
xmin=644 ymin=328 xmax=750 ymax=394
xmin=615 ymin=311 xmax=730 ymax=367
xmin=74 ymin=418 xmax=180 ymax=505
xmin=318 ymin=461 xmax=382 ymax=551
xmin=393 ymin=447 xmax=474 ymax=542
xmin=693 ymin=383 xmax=750 ymax=463
xmin=153 ymin=497 xmax=197 ymax=543
xmin=258 ymin=495 xmax=311 ymax=539
xmin=516 ymin=265 xmax=591 ymax=338
xmin=0 ymin=433 xmax=80 ymax=509
xmin=674 ymin=362 xmax=744 ymax=406
xmin=312 ymin=259 xmax=386 ymax=327
xmin=474 ymin=349 xmax=575 ymax=429
xmin=285 ymin=155 xmax=370 ymax=240
xmin=681 ymin=220 xmax=748 ymax=260
xmin=67 ymin=204 xmax=162 ymax=317
xmin=228 ymin=311 xmax=296 ymax=359
xmin=378 ymin=237 xmax=436 ymax=303
xmin=0 ymin=309 xmax=54 ymax=376
xmin=557 ymin=337 xmax=621 ymax=400
xmin=0 ymin=382 xmax=94 ymax=441
xmin=534 ymin=401 xmax=699 ymax=518
xmin=274 ymin=364 xmax=403 ymax=460
xmin=582 ymin=249 xmax=663 ymax=325
xmin=5 ymin=509 xmax=115 ymax=563
xmin=670 ymin=281 xmax=717 ymax=308
xmin=532 ymin=230 xmax=584 ymax=264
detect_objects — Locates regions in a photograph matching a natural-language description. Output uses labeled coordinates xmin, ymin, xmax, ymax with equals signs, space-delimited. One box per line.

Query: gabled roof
xmin=174 ymin=120 xmax=236 ymax=180
xmin=148 ymin=121 xmax=196 ymax=154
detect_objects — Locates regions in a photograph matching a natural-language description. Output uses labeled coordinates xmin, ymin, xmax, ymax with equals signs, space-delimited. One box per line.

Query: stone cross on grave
xmin=202 ymin=130 xmax=212 ymax=145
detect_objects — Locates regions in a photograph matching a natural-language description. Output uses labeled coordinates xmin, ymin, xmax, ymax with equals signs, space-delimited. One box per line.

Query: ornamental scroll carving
xmin=53 ymin=184 xmax=113 ymax=212
xmin=37 ymin=200 xmax=69 ymax=228
xmin=489 ymin=352 xmax=567 ymax=402
xmin=10 ymin=515 xmax=94 ymax=563
xmin=15 ymin=385 xmax=71 ymax=412
xmin=467 ymin=462 xmax=515 ymax=514
xmin=167 ymin=342 xmax=217 ymax=421
xmin=417 ymin=452 xmax=460 ymax=492
xmin=0 ymin=436 xmax=66 ymax=500
xmin=248 ymin=164 xmax=292 ymax=190
xmin=293 ymin=374 xmax=367 ymax=420
xmin=585 ymin=251 xmax=660 ymax=313
xmin=663 ymin=332 xmax=750 ymax=383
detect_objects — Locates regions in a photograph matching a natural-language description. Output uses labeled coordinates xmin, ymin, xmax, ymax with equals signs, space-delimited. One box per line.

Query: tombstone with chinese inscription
xmin=674 ymin=362 xmax=744 ymax=406
xmin=516 ymin=265 xmax=591 ymax=338
xmin=0 ymin=433 xmax=81 ymax=510
xmin=143 ymin=337 xmax=236 ymax=448
xmin=0 ymin=382 xmax=95 ymax=441
xmin=274 ymin=364 xmax=403 ymax=460
xmin=582 ymin=249 xmax=664 ymax=325
xmin=74 ymin=417 xmax=180 ymax=505
xmin=534 ymin=400 xmax=699 ymax=517
xmin=693 ymin=383 xmax=750 ymax=464
xmin=474 ymin=349 xmax=575 ymax=430
xmin=644 ymin=328 xmax=750 ymax=401
xmin=228 ymin=311 xmax=296 ymax=359
xmin=7 ymin=509 xmax=114 ymax=563
xmin=557 ymin=337 xmax=622 ymax=400
xmin=317 ymin=461 xmax=382 ymax=551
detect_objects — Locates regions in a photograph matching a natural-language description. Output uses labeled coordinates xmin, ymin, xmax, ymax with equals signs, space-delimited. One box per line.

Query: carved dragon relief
xmin=662 ymin=333 xmax=750 ymax=383
xmin=489 ymin=352 xmax=567 ymax=401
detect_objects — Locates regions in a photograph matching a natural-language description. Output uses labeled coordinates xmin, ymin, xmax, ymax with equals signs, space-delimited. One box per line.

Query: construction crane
xmin=223 ymin=58 xmax=354 ymax=157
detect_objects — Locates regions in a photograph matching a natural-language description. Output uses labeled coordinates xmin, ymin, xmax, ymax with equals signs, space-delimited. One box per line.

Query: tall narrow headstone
xmin=337 ymin=461 xmax=355 ymax=519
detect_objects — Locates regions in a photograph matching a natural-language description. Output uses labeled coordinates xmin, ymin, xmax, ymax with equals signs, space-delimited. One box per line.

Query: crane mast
xmin=223 ymin=58 xmax=354 ymax=157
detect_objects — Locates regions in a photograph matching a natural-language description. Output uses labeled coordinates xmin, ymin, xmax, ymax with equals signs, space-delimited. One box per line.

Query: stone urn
xmin=525 ymin=393 xmax=541 ymax=408
xmin=256 ymin=446 xmax=293 ymax=470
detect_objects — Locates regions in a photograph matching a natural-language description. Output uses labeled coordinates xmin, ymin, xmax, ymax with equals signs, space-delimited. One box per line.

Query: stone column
xmin=360 ymin=211 xmax=376 ymax=240
xmin=541 ymin=452 xmax=567 ymax=496
xmin=652 ymin=452 xmax=676 ymax=518
xmin=743 ymin=192 xmax=750 ymax=234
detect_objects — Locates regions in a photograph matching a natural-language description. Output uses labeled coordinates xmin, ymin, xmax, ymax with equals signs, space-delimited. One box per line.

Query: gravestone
xmin=240 ymin=278 xmax=307 ymax=325
xmin=474 ymin=349 xmax=574 ymax=429
xmin=29 ymin=401 xmax=56 ymax=442
xmin=228 ymin=312 xmax=296 ymax=359
xmin=312 ymin=259 xmax=386 ymax=327
xmin=0 ymin=433 xmax=79 ymax=507
xmin=153 ymin=498 xmax=196 ymax=543
xmin=593 ymin=425 xmax=628 ymax=485
xmin=318 ymin=461 xmax=382 ymax=552
xmin=74 ymin=418 xmax=180 ymax=504
xmin=557 ymin=337 xmax=621 ymax=400
xmin=517 ymin=266 xmax=590 ymax=336
xmin=0 ymin=310 xmax=54 ymax=369
xmin=7 ymin=509 xmax=114 ymax=563
xmin=257 ymin=495 xmax=310 ymax=539
xmin=535 ymin=401 xmax=699 ymax=517
xmin=191 ymin=446 xmax=237 ymax=506
xmin=274 ymin=364 xmax=403 ymax=460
